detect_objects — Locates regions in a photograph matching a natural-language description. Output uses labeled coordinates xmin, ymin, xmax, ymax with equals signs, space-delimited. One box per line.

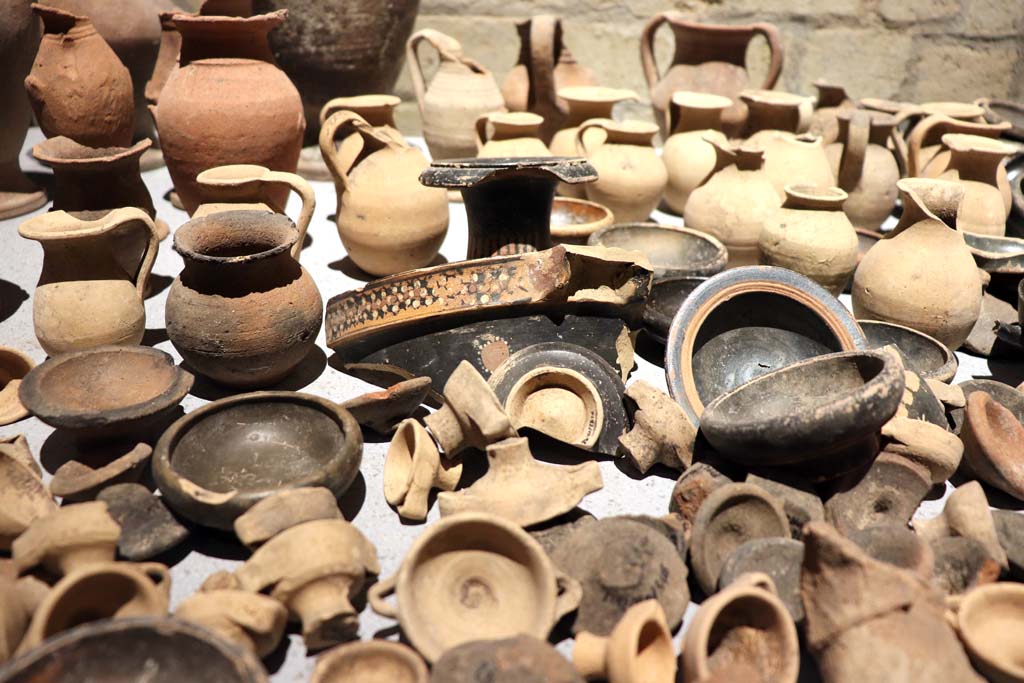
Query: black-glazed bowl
xmin=587 ymin=223 xmax=727 ymax=280
xmin=859 ymin=319 xmax=957 ymax=383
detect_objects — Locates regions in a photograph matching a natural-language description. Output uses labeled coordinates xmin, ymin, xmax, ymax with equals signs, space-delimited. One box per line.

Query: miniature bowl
xmin=665 ymin=267 xmax=866 ymax=425
xmin=153 ymin=391 xmax=362 ymax=530
xmin=18 ymin=345 xmax=193 ymax=442
xmin=642 ymin=276 xmax=707 ymax=343
xmin=312 ymin=641 xmax=428 ymax=683
xmin=549 ymin=197 xmax=614 ymax=245
xmin=0 ymin=617 xmax=267 ymax=683
xmin=951 ymin=379 xmax=1024 ymax=434
xmin=954 ymin=582 xmax=1024 ymax=682
xmin=699 ymin=349 xmax=904 ymax=469
xmin=586 ymin=223 xmax=727 ymax=280
xmin=859 ymin=320 xmax=957 ymax=383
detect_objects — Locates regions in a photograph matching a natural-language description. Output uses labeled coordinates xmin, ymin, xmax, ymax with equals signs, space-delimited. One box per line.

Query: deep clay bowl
xmin=700 ymin=349 xmax=904 ymax=468
xmin=587 ymin=223 xmax=727 ymax=280
xmin=549 ymin=197 xmax=614 ymax=245
xmin=18 ymin=345 xmax=193 ymax=441
xmin=859 ymin=319 xmax=957 ymax=383
xmin=643 ymin=276 xmax=708 ymax=343
xmin=0 ymin=617 xmax=267 ymax=683
xmin=665 ymin=267 xmax=866 ymax=425
xmin=153 ymin=391 xmax=362 ymax=530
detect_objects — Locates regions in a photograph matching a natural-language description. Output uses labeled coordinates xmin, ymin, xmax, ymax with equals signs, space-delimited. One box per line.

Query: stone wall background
xmin=391 ymin=0 xmax=1024 ymax=133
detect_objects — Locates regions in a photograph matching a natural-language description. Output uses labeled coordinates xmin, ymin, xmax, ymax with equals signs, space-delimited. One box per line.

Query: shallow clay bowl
xmin=665 ymin=267 xmax=866 ymax=425
xmin=312 ymin=641 xmax=427 ymax=683
xmin=700 ymin=349 xmax=904 ymax=467
xmin=954 ymin=582 xmax=1024 ymax=682
xmin=18 ymin=345 xmax=193 ymax=442
xmin=642 ymin=276 xmax=707 ymax=343
xmin=859 ymin=320 xmax=957 ymax=383
xmin=549 ymin=197 xmax=614 ymax=245
xmin=951 ymin=379 xmax=1024 ymax=433
xmin=587 ymin=223 xmax=727 ymax=280
xmin=964 ymin=232 xmax=1024 ymax=275
xmin=0 ymin=617 xmax=267 ymax=683
xmin=153 ymin=391 xmax=362 ymax=530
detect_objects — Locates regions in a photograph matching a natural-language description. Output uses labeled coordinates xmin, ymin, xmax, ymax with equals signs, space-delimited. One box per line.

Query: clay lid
xmin=587 ymin=223 xmax=726 ymax=281
xmin=173 ymin=210 xmax=298 ymax=264
xmin=549 ymin=197 xmax=614 ymax=242
xmin=152 ymin=392 xmax=362 ymax=530
xmin=0 ymin=616 xmax=268 ymax=682
xmin=859 ymin=320 xmax=957 ymax=383
xmin=420 ymin=157 xmax=597 ymax=188
xmin=557 ymin=86 xmax=637 ymax=104
xmin=18 ymin=346 xmax=193 ymax=433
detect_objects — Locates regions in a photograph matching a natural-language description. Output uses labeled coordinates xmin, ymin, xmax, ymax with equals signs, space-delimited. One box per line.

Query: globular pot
xmin=368 ymin=512 xmax=581 ymax=662
xmin=18 ymin=208 xmax=159 ymax=355
xmin=809 ymin=81 xmax=856 ymax=144
xmin=640 ymin=13 xmax=783 ymax=138
xmin=407 ymin=29 xmax=505 ymax=161
xmin=17 ymin=562 xmax=170 ymax=655
xmin=951 ymin=582 xmax=1024 ymax=683
xmin=310 ymin=94 xmax=404 ymax=183
xmin=152 ymin=9 xmax=305 ymax=215
xmin=661 ymin=91 xmax=731 ymax=215
xmin=826 ymin=109 xmax=899 ymax=231
xmin=25 ymin=4 xmax=134 ymax=147
xmin=576 ymin=120 xmax=667 ymax=223
xmin=321 ymin=111 xmax=448 ymax=276
xmin=758 ymin=185 xmax=859 ymax=295
xmin=684 ymin=142 xmax=781 ymax=268
xmin=853 ymin=178 xmax=983 ymax=350
xmin=549 ymin=86 xmax=637 ymax=198
xmin=166 ymin=210 xmax=323 ymax=387
xmin=935 ymin=133 xmax=1015 ymax=236
xmin=501 ymin=14 xmax=597 ymax=143
xmin=476 ymin=112 xmax=551 ymax=158
xmin=573 ymin=600 xmax=676 ymax=683
xmin=0 ymin=0 xmax=46 ymax=220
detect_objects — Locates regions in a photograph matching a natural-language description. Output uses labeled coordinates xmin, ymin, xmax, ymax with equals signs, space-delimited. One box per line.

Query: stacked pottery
xmin=741 ymin=90 xmax=835 ymax=199
xmin=853 ymin=178 xmax=983 ymax=350
xmin=25 ymin=4 xmax=134 ymax=147
xmin=501 ymin=15 xmax=597 ymax=143
xmin=152 ymin=9 xmax=306 ymax=215
xmin=661 ymin=91 xmax=731 ymax=215
xmin=476 ymin=112 xmax=552 ymax=158
xmin=758 ymin=185 xmax=859 ymax=295
xmin=931 ymin=133 xmax=1015 ymax=236
xmin=684 ymin=142 xmax=781 ymax=268
xmin=407 ymin=29 xmax=506 ymax=161
xmin=549 ymin=86 xmax=637 ymax=198
xmin=825 ymin=109 xmax=900 ymax=230
xmin=0 ymin=0 xmax=46 ymax=219
xmin=575 ymin=120 xmax=666 ymax=223
xmin=321 ymin=111 xmax=449 ymax=276
xmin=640 ymin=13 xmax=783 ymax=137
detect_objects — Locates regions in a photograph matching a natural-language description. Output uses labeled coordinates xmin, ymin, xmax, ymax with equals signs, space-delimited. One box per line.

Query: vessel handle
xmin=104 ymin=207 xmax=160 ymax=299
xmin=753 ymin=23 xmax=784 ymax=90
xmin=368 ymin=574 xmax=399 ymax=618
xmin=837 ymin=110 xmax=870 ymax=191
xmin=529 ymin=15 xmax=559 ymax=113
xmin=575 ymin=119 xmax=608 ymax=157
xmin=639 ymin=12 xmax=674 ymax=89
xmin=905 ymin=112 xmax=943 ymax=177
xmin=320 ymin=111 xmax=379 ymax=197
xmin=406 ymin=29 xmax=463 ymax=116
xmin=260 ymin=170 xmax=316 ymax=262
xmin=474 ymin=114 xmax=492 ymax=152
xmin=553 ymin=572 xmax=583 ymax=622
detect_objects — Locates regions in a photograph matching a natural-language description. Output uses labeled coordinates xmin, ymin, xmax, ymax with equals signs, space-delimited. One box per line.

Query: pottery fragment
xmin=48 ymin=442 xmax=152 ymax=502
xmin=384 ymin=419 xmax=462 ymax=522
xmin=96 ymin=484 xmax=187 ymax=562
xmin=431 ymin=635 xmax=583 ymax=683
xmin=619 ymin=380 xmax=695 ymax=473
xmin=175 ymin=590 xmax=287 ymax=658
xmin=960 ymin=391 xmax=1024 ymax=500
xmin=0 ymin=439 xmax=55 ymax=551
xmin=914 ymin=481 xmax=1008 ymax=572
xmin=423 ymin=361 xmax=517 ymax=456
xmin=12 ymin=501 xmax=120 ymax=577
xmin=0 ymin=349 xmax=34 ymax=427
xmin=340 ymin=377 xmax=431 ymax=435
xmin=846 ymin=525 xmax=934 ymax=578
xmin=233 ymin=486 xmax=342 ymax=548
xmin=993 ymin=509 xmax=1024 ymax=580
xmin=824 ymin=452 xmax=931 ymax=535
xmin=718 ymin=537 xmax=805 ymax=623
xmin=573 ymin=600 xmax=676 ymax=683
xmin=930 ymin=536 xmax=1002 ymax=596
xmin=880 ymin=417 xmax=962 ymax=484
xmin=313 ymin=640 xmax=428 ymax=683
xmin=745 ymin=474 xmax=825 ymax=540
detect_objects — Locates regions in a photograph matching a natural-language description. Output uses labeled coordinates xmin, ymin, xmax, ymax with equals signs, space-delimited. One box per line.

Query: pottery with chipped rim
xmin=586 ymin=223 xmax=727 ymax=281
xmin=859 ymin=320 xmax=957 ymax=383
xmin=550 ymin=197 xmax=614 ymax=245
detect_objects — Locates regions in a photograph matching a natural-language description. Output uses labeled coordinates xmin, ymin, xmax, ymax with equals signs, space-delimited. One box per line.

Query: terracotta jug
xmin=152 ymin=9 xmax=305 ymax=215
xmin=320 ymin=94 xmax=403 ymax=137
xmin=476 ymin=112 xmax=552 ymax=158
xmin=549 ymin=86 xmax=637 ymax=198
xmin=320 ymin=111 xmax=449 ymax=276
xmin=18 ymin=208 xmax=158 ymax=355
xmin=759 ymin=185 xmax=859 ymax=295
xmin=501 ymin=15 xmax=597 ymax=143
xmin=640 ymin=13 xmax=783 ymax=138
xmin=662 ymin=91 xmax=731 ymax=215
xmin=0 ymin=0 xmax=46 ymax=220
xmin=825 ymin=110 xmax=899 ymax=230
xmin=904 ymin=113 xmax=1011 ymax=186
xmin=575 ymin=120 xmax=666 ymax=223
xmin=407 ymin=29 xmax=506 ymax=161
xmin=684 ymin=141 xmax=781 ymax=268
xmin=574 ymin=599 xmax=676 ymax=683
xmin=165 ymin=210 xmax=323 ymax=387
xmin=25 ymin=4 xmax=134 ymax=147
xmin=193 ymin=163 xmax=315 ymax=260
xmin=809 ymin=81 xmax=856 ymax=145
xmin=933 ymin=133 xmax=1015 ymax=236
xmin=852 ymin=178 xmax=982 ymax=350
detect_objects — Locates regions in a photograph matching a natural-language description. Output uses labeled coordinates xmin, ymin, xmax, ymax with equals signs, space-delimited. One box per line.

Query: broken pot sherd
xmin=384 ymin=419 xmax=462 ymax=522
xmin=745 ymin=473 xmax=825 ymax=540
xmin=432 ymin=635 xmax=583 ymax=683
xmin=993 ymin=509 xmax=1024 ymax=580
xmin=619 ymin=379 xmax=695 ymax=473
xmin=0 ymin=439 xmax=56 ymax=551
xmin=960 ymin=391 xmax=1024 ymax=500
xmin=96 ymin=484 xmax=188 ymax=562
xmin=233 ymin=487 xmax=342 ymax=548
xmin=340 ymin=377 xmax=432 ymax=434
xmin=719 ymin=537 xmax=806 ymax=624
xmin=880 ymin=416 xmax=963 ymax=484
xmin=846 ymin=525 xmax=934 ymax=579
xmin=573 ymin=599 xmax=676 ymax=683
xmin=437 ymin=437 xmax=603 ymax=528
xmin=12 ymin=502 xmax=121 ymax=577
xmin=175 ymin=589 xmax=287 ymax=659
xmin=824 ymin=451 xmax=932 ymax=535
xmin=914 ymin=481 xmax=1008 ymax=573
xmin=930 ymin=536 xmax=1002 ymax=595
xmin=423 ymin=360 xmax=518 ymax=456
xmin=668 ymin=461 xmax=733 ymax=541
xmin=48 ymin=443 xmax=153 ymax=502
